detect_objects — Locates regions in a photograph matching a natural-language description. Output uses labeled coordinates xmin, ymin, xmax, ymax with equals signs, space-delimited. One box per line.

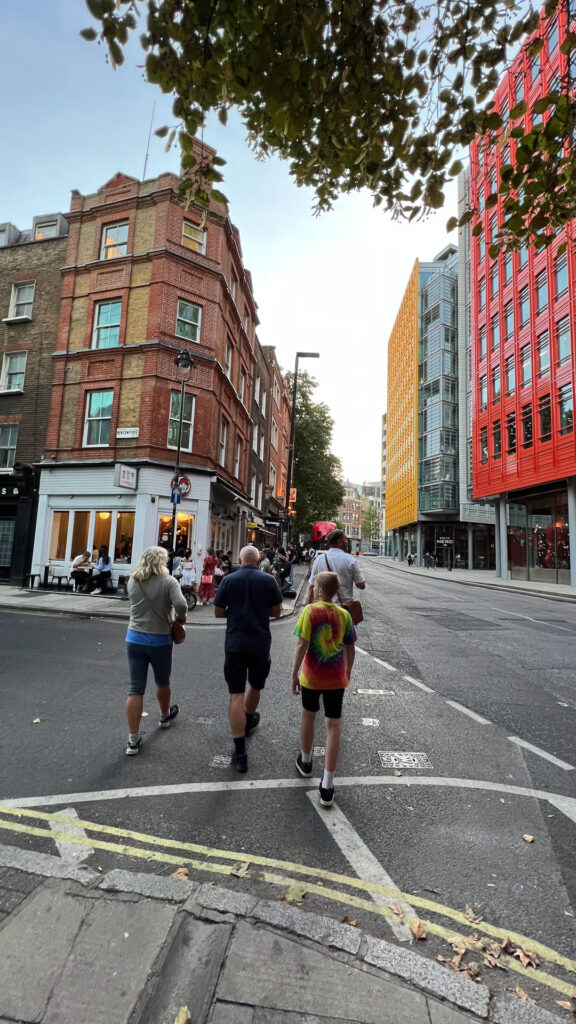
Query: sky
xmin=0 ymin=0 xmax=457 ymax=484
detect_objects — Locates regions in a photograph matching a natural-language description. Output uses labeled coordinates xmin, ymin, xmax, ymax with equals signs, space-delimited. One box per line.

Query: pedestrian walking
xmin=287 ymin=542 xmax=298 ymax=585
xmin=214 ymin=545 xmax=283 ymax=773
xmin=307 ymin=529 xmax=366 ymax=611
xmin=424 ymin=552 xmax=431 ymax=569
xmin=124 ymin=546 xmax=187 ymax=756
xmin=198 ymin=548 xmax=218 ymax=604
xmin=291 ymin=570 xmax=356 ymax=808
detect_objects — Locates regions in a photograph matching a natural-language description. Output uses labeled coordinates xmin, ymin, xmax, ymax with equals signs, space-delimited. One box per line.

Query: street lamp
xmin=285 ymin=351 xmax=320 ymax=543
xmin=169 ymin=349 xmax=194 ymax=573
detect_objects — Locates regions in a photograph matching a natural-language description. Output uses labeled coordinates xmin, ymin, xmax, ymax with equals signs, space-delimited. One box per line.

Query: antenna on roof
xmin=142 ymin=102 xmax=156 ymax=180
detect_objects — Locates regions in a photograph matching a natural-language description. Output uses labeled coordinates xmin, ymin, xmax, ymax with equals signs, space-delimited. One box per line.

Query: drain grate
xmin=378 ymin=751 xmax=432 ymax=769
xmin=209 ymin=755 xmax=231 ymax=768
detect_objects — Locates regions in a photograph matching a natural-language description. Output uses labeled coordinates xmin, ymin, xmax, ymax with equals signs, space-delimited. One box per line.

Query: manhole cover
xmin=209 ymin=755 xmax=232 ymax=768
xmin=378 ymin=751 xmax=432 ymax=769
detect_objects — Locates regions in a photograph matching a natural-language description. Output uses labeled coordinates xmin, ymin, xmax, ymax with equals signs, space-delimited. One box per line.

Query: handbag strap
xmin=136 ymin=578 xmax=171 ymax=628
xmin=322 ymin=553 xmax=345 ymax=607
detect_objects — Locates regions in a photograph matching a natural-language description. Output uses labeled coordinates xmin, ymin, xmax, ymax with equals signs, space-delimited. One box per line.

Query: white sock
xmin=322 ymin=769 xmax=334 ymax=789
xmin=301 ymin=748 xmax=312 ymax=764
xmin=129 ymin=733 xmax=140 ymax=744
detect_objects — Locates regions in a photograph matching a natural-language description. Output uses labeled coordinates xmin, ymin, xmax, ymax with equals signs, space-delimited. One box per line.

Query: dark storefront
xmin=508 ymin=487 xmax=570 ymax=585
xmin=0 ymin=465 xmax=38 ymax=583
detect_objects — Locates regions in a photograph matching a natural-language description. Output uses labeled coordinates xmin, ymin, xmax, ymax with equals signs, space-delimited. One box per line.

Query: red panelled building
xmin=470 ymin=7 xmax=576 ymax=585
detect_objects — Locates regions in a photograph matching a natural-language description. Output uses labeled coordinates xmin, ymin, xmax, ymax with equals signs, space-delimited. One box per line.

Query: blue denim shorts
xmin=126 ymin=643 xmax=173 ymax=696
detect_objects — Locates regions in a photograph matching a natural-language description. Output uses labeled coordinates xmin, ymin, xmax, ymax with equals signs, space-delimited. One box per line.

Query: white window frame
xmin=239 ymin=369 xmax=246 ymax=405
xmin=273 ymin=378 xmax=280 ymax=407
xmin=219 ymin=417 xmax=228 ymax=467
xmin=0 ymin=425 xmax=18 ymax=470
xmin=252 ymin=423 xmax=258 ymax=452
xmin=230 ymin=270 xmax=237 ymax=301
xmin=225 ymin=340 xmax=233 ymax=380
xmin=92 ymin=299 xmax=122 ymax=349
xmin=250 ymin=473 xmax=257 ymax=504
xmin=83 ymin=389 xmax=114 ymax=448
xmin=254 ymin=376 xmax=261 ymax=406
xmin=261 ymin=390 xmax=267 ymax=417
xmin=34 ymin=221 xmax=58 ymax=240
xmin=167 ymin=391 xmax=196 ymax=453
xmin=259 ymin=434 xmax=265 ymax=461
xmin=176 ymin=299 xmax=202 ymax=343
xmin=257 ymin=480 xmax=263 ymax=509
xmin=1 ymin=352 xmax=27 ymax=392
xmin=269 ymin=462 xmax=277 ymax=494
xmin=5 ymin=282 xmax=35 ymax=321
xmin=271 ymin=420 xmax=279 ymax=451
xmin=182 ymin=220 xmax=206 ymax=254
xmin=100 ymin=221 xmax=129 ymax=260
xmin=234 ymin=436 xmax=242 ymax=477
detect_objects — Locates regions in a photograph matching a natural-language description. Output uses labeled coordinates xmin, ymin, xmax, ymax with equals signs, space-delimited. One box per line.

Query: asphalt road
xmin=1 ymin=565 xmax=575 ymax=1013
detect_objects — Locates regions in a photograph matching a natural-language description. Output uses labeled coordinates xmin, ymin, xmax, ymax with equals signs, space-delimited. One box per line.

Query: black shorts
xmin=301 ymin=687 xmax=345 ymax=719
xmin=224 ymin=652 xmax=271 ymax=694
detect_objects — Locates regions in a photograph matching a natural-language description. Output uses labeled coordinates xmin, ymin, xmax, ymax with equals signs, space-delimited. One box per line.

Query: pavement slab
xmin=211 ymin=1003 xmax=254 ymax=1024
xmin=493 ymin=997 xmax=565 ymax=1023
xmin=217 ymin=921 xmax=430 ymax=1024
xmin=0 ymin=881 xmax=87 ymax=1022
xmin=43 ymin=897 xmax=176 ymax=1024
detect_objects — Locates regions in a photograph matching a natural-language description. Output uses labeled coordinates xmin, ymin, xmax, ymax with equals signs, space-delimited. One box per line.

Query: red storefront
xmin=470 ymin=7 xmax=576 ymax=585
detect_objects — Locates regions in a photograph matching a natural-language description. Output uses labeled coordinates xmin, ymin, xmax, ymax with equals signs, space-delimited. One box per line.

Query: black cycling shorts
xmin=300 ymin=686 xmax=345 ymax=719
xmin=224 ymin=652 xmax=271 ymax=694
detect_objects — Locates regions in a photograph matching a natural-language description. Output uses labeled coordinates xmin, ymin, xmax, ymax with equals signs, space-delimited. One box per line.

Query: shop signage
xmin=437 ymin=536 xmax=453 ymax=545
xmin=116 ymin=427 xmax=139 ymax=439
xmin=0 ymin=486 xmax=19 ymax=497
xmin=246 ymin=521 xmax=258 ymax=529
xmin=114 ymin=463 xmax=138 ymax=490
xmin=265 ymin=520 xmax=280 ymax=527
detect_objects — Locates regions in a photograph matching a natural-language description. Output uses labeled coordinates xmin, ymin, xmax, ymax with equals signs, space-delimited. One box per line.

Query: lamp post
xmin=285 ymin=351 xmax=319 ymax=543
xmin=169 ymin=349 xmax=194 ymax=573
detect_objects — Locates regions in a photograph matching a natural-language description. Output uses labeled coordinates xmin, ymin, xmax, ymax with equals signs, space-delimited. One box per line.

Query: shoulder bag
xmin=324 ymin=554 xmax=364 ymax=626
xmin=136 ymin=579 xmax=186 ymax=644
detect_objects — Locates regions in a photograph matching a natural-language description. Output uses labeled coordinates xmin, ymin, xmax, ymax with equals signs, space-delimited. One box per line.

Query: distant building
xmin=338 ymin=482 xmax=362 ymax=541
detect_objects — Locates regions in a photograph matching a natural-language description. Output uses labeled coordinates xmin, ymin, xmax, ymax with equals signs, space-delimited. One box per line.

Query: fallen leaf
xmin=282 ymin=886 xmax=305 ymax=904
xmin=123 ymin=932 xmax=129 ymax=938
xmin=410 ymin=919 xmax=427 ymax=941
xmin=230 ymin=861 xmax=249 ymax=878
xmin=513 ymin=947 xmax=539 ymax=969
xmin=522 ymin=834 xmax=534 ymax=843
xmin=393 ymin=770 xmax=403 ymax=777
xmin=141 ymin=711 xmax=149 ymax=718
xmin=555 ymin=1000 xmax=576 ymax=1011
xmin=487 ymin=883 xmax=496 ymax=887
xmin=515 ymin=985 xmax=535 ymax=1004
xmin=341 ymin=916 xmax=357 ymax=926
xmin=390 ymin=903 xmax=405 ymax=918
xmin=32 ymin=718 xmax=41 ymax=724
xmin=479 ymin=937 xmax=501 ymax=958
xmin=500 ymin=798 xmax=505 ymax=803
xmin=466 ymin=962 xmax=481 ymax=981
xmin=484 ymin=954 xmax=507 ymax=971
xmin=173 ymin=1010 xmax=191 ymax=1024
xmin=171 ymin=867 xmax=189 ymax=881
xmin=464 ymin=904 xmax=483 ymax=924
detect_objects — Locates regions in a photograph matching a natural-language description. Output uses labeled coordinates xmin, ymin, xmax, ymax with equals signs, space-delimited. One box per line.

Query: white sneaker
xmin=92 ymin=588 xmax=101 ymax=595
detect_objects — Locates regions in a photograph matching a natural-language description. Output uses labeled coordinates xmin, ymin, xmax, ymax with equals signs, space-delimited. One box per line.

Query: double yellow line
xmin=0 ymin=803 xmax=573 ymax=998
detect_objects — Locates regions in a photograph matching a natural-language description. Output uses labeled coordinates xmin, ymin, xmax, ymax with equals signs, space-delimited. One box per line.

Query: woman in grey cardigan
xmin=124 ymin=546 xmax=188 ymax=756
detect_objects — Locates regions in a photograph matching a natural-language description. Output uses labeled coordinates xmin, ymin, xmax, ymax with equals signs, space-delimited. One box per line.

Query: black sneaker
xmin=245 ymin=711 xmax=260 ymax=736
xmin=159 ymin=704 xmax=179 ymax=729
xmin=125 ymin=737 xmax=143 ymax=756
xmin=319 ymin=783 xmax=335 ymax=808
xmin=232 ymin=750 xmax=248 ymax=773
xmin=295 ymin=753 xmax=313 ymax=778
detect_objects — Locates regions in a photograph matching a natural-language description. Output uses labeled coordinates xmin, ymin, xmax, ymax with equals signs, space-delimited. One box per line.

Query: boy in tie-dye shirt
xmin=291 ymin=570 xmax=356 ymax=808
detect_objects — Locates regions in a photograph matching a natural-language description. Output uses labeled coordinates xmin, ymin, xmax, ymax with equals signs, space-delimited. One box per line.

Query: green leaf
xmin=446 ymin=216 xmax=458 ymax=231
xmin=80 ymin=27 xmax=98 ymax=42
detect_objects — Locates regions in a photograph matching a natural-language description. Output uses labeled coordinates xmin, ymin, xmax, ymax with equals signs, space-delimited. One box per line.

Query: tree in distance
xmin=82 ymin=0 xmax=576 ymax=248
xmin=290 ymin=372 xmax=344 ymax=536
xmin=361 ymin=505 xmax=381 ymax=545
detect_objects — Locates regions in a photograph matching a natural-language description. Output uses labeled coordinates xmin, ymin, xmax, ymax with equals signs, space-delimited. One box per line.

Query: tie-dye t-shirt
xmin=294 ymin=601 xmax=357 ymax=689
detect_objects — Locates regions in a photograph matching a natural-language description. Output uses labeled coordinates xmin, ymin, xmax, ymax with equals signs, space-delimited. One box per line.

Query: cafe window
xmin=520 ymin=345 xmax=531 ymax=386
xmin=558 ymin=384 xmax=574 ymax=436
xmin=492 ymin=419 xmax=501 ymax=459
xmin=537 ymin=330 xmax=550 ymax=376
xmin=556 ymin=316 xmax=571 ymax=365
xmin=522 ymin=403 xmax=533 ymax=448
xmin=115 ymin=511 xmax=135 ymax=561
xmin=480 ymin=376 xmax=487 ymax=411
xmin=480 ymin=426 xmax=488 ymax=464
xmin=93 ymin=511 xmax=112 ymax=552
xmin=491 ymin=316 xmax=499 ymax=351
xmin=168 ymin=391 xmax=195 ymax=452
xmin=505 ymin=355 xmax=515 ymax=395
xmin=536 ymin=271 xmax=547 ymax=313
xmin=539 ymin=394 xmax=552 ymax=441
xmin=71 ymin=511 xmax=90 ymax=558
xmin=506 ymin=412 xmax=516 ymax=453
xmin=49 ymin=511 xmax=69 ymax=561
xmin=519 ymin=287 xmax=529 ymax=327
xmin=492 ymin=365 xmax=501 ymax=404
xmin=158 ymin=512 xmax=194 ymax=552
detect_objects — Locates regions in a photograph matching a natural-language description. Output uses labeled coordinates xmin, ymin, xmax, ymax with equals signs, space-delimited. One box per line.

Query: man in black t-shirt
xmin=214 ymin=545 xmax=283 ymax=772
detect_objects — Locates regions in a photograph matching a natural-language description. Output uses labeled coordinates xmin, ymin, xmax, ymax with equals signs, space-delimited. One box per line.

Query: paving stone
xmin=428 ymin=1001 xmax=479 ymax=1024
xmin=0 ymin=887 xmax=27 ymax=914
xmin=493 ymin=996 xmax=565 ymax=1023
xmin=251 ymin=898 xmax=362 ymax=955
xmin=137 ymin=915 xmax=232 ymax=1024
xmin=216 ymin=921 xmax=429 ymax=1024
xmin=192 ymin=883 xmax=258 ymax=916
xmin=98 ymin=868 xmax=197 ymax=903
xmin=44 ymin=897 xmax=176 ymax=1024
xmin=0 ymin=882 xmax=86 ymax=1021
xmin=363 ymin=934 xmax=490 ymax=1018
xmin=209 ymin=1000 xmax=254 ymax=1023
xmin=0 ymin=867 xmax=43 ymax=894
xmin=253 ymin=1011 xmax=363 ymax=1023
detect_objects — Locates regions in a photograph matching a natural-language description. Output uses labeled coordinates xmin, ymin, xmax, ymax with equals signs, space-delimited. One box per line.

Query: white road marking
xmin=445 ymin=701 xmax=492 ymax=725
xmin=402 ymin=675 xmax=435 ymax=693
xmin=490 ymin=606 xmax=575 ymax=633
xmin=355 ymin=646 xmax=369 ymax=655
xmin=362 ymin=718 xmax=380 ymax=727
xmin=507 ymin=736 xmax=575 ymax=771
xmin=373 ymin=658 xmax=396 ymax=671
xmin=356 ymin=689 xmax=395 ymax=696
xmin=305 ymin=793 xmax=414 ymax=941
xmin=48 ymin=806 xmax=94 ymax=865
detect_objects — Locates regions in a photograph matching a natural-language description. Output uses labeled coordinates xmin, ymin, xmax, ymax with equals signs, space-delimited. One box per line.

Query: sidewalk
xmin=0 ymin=566 xmax=310 ymax=625
xmin=0 ymin=854 xmax=560 ymax=1024
xmin=376 ymin=556 xmax=576 ymax=604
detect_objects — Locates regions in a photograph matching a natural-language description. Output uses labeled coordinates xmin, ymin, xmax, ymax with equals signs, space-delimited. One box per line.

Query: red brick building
xmin=32 ymin=145 xmax=267 ymax=580
xmin=470 ymin=8 xmax=576 ymax=585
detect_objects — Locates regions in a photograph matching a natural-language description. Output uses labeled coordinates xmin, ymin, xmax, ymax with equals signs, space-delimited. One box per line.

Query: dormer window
xmin=34 ymin=221 xmax=58 ymax=240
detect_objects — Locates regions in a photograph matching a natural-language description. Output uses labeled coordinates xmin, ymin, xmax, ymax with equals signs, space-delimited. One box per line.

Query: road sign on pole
xmin=171 ymin=487 xmax=181 ymax=504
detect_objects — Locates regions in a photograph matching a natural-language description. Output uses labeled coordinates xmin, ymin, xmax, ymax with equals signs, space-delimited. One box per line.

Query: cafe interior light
xmin=98 ymin=511 xmax=110 ymax=520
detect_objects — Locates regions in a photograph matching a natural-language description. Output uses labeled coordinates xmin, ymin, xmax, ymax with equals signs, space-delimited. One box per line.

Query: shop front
xmin=508 ymin=488 xmax=570 ymax=585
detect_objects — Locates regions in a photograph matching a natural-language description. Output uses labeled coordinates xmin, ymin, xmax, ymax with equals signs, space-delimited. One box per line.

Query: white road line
xmin=508 ymin=736 xmax=575 ymax=771
xmin=305 ymin=793 xmax=415 ymax=941
xmin=48 ymin=805 xmax=95 ymax=865
xmin=445 ymin=701 xmax=492 ymax=725
xmin=373 ymin=658 xmax=396 ymax=671
xmin=402 ymin=675 xmax=435 ymax=693
xmin=490 ymin=606 xmax=575 ymax=633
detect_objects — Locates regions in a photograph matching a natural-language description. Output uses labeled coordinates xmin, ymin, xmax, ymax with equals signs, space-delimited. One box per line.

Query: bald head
xmin=239 ymin=545 xmax=260 ymax=566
